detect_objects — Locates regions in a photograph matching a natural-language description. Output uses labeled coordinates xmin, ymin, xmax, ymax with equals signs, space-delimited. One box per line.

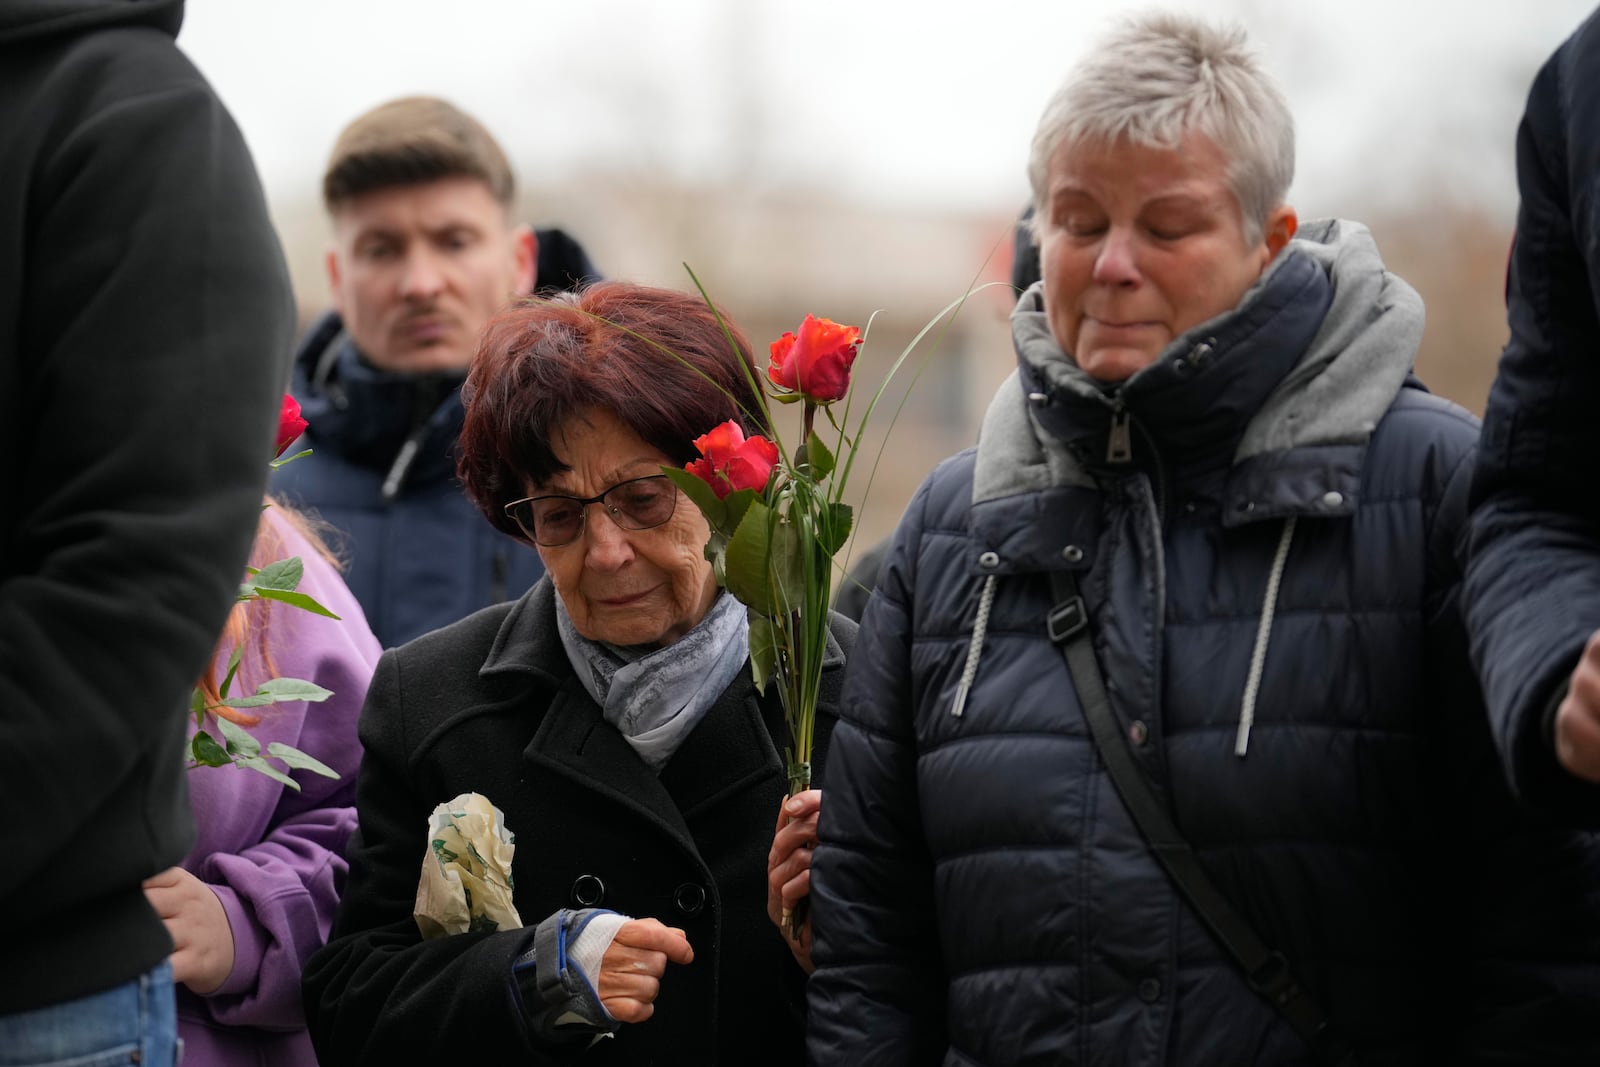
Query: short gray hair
xmin=1026 ymin=12 xmax=1294 ymax=244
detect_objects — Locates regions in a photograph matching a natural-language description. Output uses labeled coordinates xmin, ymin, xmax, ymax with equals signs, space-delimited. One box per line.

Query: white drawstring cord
xmin=1235 ymin=516 xmax=1296 ymax=757
xmin=950 ymin=574 xmax=998 ymax=718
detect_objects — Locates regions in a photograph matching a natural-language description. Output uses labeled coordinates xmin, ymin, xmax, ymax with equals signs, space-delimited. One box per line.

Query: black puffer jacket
xmin=809 ymin=220 xmax=1600 ymax=1066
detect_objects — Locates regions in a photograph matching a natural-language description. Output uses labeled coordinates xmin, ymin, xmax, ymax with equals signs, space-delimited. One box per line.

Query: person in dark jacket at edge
xmin=0 ymin=0 xmax=294 ymax=1062
xmin=808 ymin=12 xmax=1600 ymax=1067
xmin=274 ymin=96 xmax=600 ymax=648
xmin=1463 ymin=7 xmax=1600 ymax=823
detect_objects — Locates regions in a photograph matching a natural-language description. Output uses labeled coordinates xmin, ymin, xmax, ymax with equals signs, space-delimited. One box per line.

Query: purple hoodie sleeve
xmin=182 ymin=508 xmax=383 ymax=1030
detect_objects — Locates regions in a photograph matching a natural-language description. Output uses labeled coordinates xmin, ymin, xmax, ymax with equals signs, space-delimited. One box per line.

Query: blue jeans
xmin=0 ymin=961 xmax=178 ymax=1066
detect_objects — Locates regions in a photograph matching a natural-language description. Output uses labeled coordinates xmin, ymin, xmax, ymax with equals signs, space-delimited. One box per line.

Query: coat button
xmin=1138 ymin=977 xmax=1162 ymax=1002
xmin=1129 ymin=720 xmax=1149 ymax=746
xmin=571 ymin=874 xmax=605 ymax=908
xmin=1322 ymin=490 xmax=1344 ymax=508
xmin=1061 ymin=544 xmax=1084 ymax=564
xmin=673 ymin=882 xmax=706 ymax=916
xmin=978 ymin=551 xmax=1000 ymax=570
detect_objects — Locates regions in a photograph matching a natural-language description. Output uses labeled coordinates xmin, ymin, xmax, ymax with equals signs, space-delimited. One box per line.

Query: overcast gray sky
xmin=180 ymin=0 xmax=1596 ymax=220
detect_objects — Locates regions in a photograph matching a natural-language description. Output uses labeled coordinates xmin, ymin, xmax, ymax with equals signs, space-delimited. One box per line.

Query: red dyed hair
xmin=458 ymin=282 xmax=767 ymax=540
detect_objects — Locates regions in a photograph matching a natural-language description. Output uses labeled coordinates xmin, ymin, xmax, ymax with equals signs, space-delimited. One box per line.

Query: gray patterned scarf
xmin=554 ymin=590 xmax=749 ymax=772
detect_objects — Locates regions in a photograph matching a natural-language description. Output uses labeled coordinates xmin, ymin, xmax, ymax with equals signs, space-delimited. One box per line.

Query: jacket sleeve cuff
xmin=207 ymin=883 xmax=265 ymax=999
xmin=1516 ymin=671 xmax=1600 ymax=827
xmin=510 ymin=909 xmax=629 ymax=1045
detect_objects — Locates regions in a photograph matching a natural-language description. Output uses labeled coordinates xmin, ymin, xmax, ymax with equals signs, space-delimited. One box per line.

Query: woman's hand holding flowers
xmin=767 ymin=789 xmax=822 ymax=973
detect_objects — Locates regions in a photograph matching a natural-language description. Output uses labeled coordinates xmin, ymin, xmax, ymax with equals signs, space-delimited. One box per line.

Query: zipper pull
xmin=1107 ymin=408 xmax=1132 ymax=463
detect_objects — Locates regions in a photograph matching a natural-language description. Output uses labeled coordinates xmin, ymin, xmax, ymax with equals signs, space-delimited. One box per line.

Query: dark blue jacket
xmin=809 ymin=221 xmax=1600 ymax=1066
xmin=274 ymin=228 xmax=598 ymax=648
xmin=1464 ymin=6 xmax=1600 ymax=822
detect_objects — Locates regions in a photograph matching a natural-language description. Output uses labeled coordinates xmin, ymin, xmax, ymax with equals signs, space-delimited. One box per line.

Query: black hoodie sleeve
xmin=1464 ymin=13 xmax=1600 ymax=825
xmin=0 ymin=18 xmax=295 ymax=990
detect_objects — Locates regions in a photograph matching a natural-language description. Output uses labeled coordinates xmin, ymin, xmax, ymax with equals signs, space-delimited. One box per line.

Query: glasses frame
xmin=503 ymin=474 xmax=679 ymax=547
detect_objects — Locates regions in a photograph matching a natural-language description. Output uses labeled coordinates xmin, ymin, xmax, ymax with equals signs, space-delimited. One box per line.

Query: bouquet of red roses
xmin=665 ymin=290 xmax=979 ymax=790
xmin=660 ymin=273 xmax=982 ymax=938
xmin=664 ymin=315 xmax=864 ymax=807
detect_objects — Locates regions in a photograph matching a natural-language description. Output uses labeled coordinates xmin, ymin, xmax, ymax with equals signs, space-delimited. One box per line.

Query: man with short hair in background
xmin=276 ymin=96 xmax=600 ymax=647
xmin=807 ymin=12 xmax=1600 ymax=1064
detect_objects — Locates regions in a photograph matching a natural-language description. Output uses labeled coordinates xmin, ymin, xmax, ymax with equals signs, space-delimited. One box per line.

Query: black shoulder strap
xmin=1047 ymin=569 xmax=1355 ymax=1067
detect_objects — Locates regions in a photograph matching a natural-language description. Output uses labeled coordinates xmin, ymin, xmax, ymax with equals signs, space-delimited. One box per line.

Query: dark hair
xmin=458 ymin=282 xmax=766 ymax=539
xmin=322 ymin=96 xmax=514 ymax=213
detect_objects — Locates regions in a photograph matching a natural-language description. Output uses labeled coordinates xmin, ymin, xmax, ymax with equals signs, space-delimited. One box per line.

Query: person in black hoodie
xmin=1464 ymin=5 xmax=1600 ymax=821
xmin=0 ymin=1 xmax=294 ymax=1062
xmin=274 ymin=97 xmax=601 ymax=648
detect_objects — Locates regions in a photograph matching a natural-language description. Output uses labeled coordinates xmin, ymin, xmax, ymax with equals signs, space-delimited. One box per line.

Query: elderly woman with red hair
xmin=303 ymin=282 xmax=853 ymax=1065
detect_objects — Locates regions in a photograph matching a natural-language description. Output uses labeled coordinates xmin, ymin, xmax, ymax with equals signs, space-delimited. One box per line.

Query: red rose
xmin=685 ymin=420 xmax=778 ymax=500
xmin=275 ymin=394 xmax=308 ymax=458
xmin=768 ymin=315 xmax=861 ymax=404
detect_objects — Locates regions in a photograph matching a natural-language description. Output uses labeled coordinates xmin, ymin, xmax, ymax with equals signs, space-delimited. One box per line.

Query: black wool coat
xmin=304 ymin=578 xmax=853 ymax=1065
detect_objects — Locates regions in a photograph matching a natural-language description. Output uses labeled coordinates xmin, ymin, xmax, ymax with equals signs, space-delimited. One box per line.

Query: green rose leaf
xmin=253 ymin=557 xmax=304 ymax=592
xmin=723 ymin=499 xmax=776 ymax=615
xmin=189 ymin=686 xmax=206 ymax=725
xmin=219 ymin=694 xmax=275 ymax=709
xmin=254 ymin=588 xmax=341 ymax=619
xmin=267 ymin=741 xmax=339 ymax=779
xmin=766 ymin=511 xmax=807 ymax=615
xmin=803 ymin=430 xmax=837 ymax=480
xmin=235 ymin=755 xmax=301 ymax=791
xmin=818 ymin=501 xmax=854 ymax=558
xmin=747 ymin=613 xmax=777 ymax=695
xmin=661 ymin=467 xmax=728 ymax=531
xmin=191 ymin=730 xmax=231 ymax=767
xmin=721 ymin=486 xmax=762 ymax=535
xmin=257 ymin=677 xmax=335 ymax=703
xmin=216 ymin=715 xmax=261 ymax=757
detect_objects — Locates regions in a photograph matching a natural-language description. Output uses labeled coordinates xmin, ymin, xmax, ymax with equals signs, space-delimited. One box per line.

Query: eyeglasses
xmin=504 ymin=474 xmax=679 ymax=547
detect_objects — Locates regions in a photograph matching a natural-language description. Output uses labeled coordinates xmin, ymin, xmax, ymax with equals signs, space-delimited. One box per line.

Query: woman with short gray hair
xmin=808 ymin=11 xmax=1600 ymax=1065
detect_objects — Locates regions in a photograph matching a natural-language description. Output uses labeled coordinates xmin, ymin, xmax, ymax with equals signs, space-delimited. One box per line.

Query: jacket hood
xmin=976 ymin=218 xmax=1423 ymax=511
xmin=0 ymin=0 xmax=180 ymax=44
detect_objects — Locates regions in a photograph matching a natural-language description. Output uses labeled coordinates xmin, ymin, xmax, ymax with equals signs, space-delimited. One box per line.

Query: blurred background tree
xmin=186 ymin=0 xmax=1588 ymax=550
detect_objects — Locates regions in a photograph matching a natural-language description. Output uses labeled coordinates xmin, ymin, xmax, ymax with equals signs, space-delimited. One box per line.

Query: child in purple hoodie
xmin=143 ymin=502 xmax=381 ymax=1066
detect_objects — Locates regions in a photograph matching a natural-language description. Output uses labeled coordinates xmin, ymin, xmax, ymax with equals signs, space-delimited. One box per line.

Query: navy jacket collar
xmin=1016 ymin=248 xmax=1332 ymax=477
